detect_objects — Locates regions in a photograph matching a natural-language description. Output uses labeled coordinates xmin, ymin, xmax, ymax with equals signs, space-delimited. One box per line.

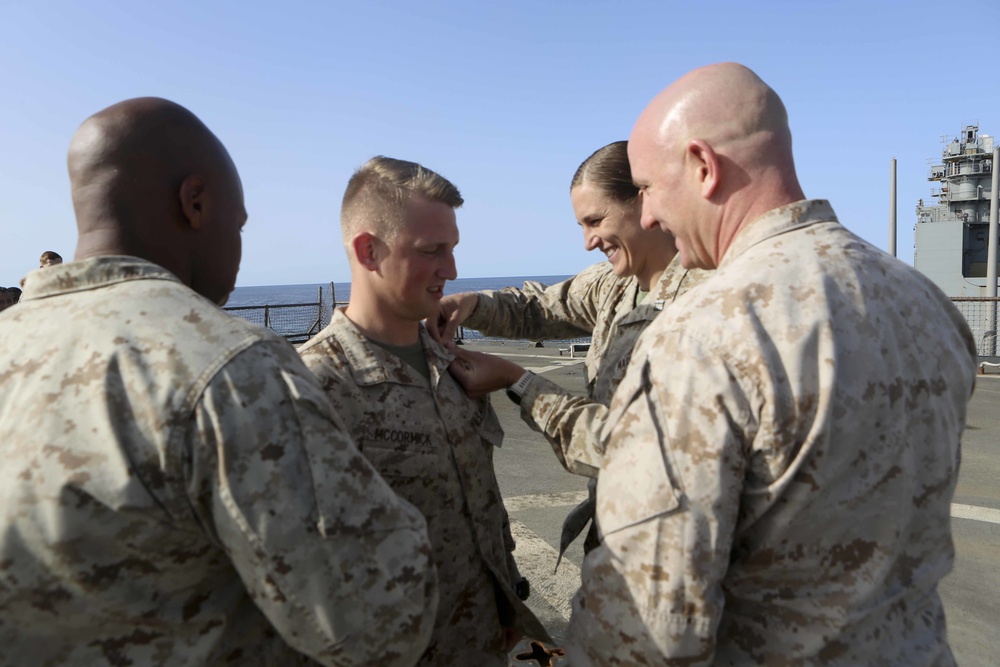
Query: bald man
xmin=0 ymin=99 xmax=437 ymax=666
xmin=564 ymin=64 xmax=977 ymax=665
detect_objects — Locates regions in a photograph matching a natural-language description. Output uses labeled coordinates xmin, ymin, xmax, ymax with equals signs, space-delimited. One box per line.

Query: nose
xmin=437 ymin=250 xmax=458 ymax=281
xmin=639 ymin=213 xmax=658 ymax=231
xmin=638 ymin=197 xmax=659 ymax=231
xmin=583 ymin=227 xmax=601 ymax=252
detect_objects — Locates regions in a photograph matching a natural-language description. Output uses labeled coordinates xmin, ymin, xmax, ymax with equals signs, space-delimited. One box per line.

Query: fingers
xmin=447 ymin=351 xmax=478 ymax=395
xmin=426 ymin=294 xmax=474 ymax=345
xmin=442 ymin=293 xmax=479 ymax=343
xmin=439 ymin=307 xmax=462 ymax=343
xmin=447 ymin=349 xmax=499 ymax=399
xmin=425 ymin=313 xmax=445 ymax=344
xmin=448 ymin=348 xmax=527 ymax=399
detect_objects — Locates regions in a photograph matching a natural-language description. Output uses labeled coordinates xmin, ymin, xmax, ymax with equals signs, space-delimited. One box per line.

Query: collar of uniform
xmin=719 ymin=199 xmax=838 ymax=270
xmin=652 ymin=252 xmax=688 ymax=303
xmin=330 ymin=308 xmax=441 ymax=389
xmin=418 ymin=324 xmax=454 ymax=369
xmin=617 ymin=254 xmax=685 ymax=326
xmin=19 ymin=256 xmax=181 ymax=301
xmin=611 ymin=274 xmax=641 ymax=320
xmin=417 ymin=324 xmax=454 ymax=390
xmin=327 ymin=309 xmax=392 ymax=386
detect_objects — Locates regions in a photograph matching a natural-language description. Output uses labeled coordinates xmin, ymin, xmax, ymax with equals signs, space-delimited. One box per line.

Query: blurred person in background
xmin=39 ymin=251 xmax=63 ymax=268
xmin=0 ymin=287 xmax=14 ymax=312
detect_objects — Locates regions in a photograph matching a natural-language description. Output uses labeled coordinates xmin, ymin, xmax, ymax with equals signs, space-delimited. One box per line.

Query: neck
xmin=75 ymin=228 xmax=132 ymax=262
xmin=641 ymin=266 xmax=665 ymax=292
xmin=75 ymin=226 xmax=190 ymax=285
xmin=636 ymin=235 xmax=679 ymax=291
xmin=715 ymin=174 xmax=805 ymax=265
xmin=343 ymin=299 xmax=421 ymax=346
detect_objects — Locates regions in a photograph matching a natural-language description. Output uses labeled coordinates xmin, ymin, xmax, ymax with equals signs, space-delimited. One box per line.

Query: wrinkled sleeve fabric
xmin=465 ymin=263 xmax=615 ymax=340
xmin=519 ymin=375 xmax=606 ymax=478
xmin=185 ymin=339 xmax=438 ymax=667
xmin=567 ymin=332 xmax=754 ymax=666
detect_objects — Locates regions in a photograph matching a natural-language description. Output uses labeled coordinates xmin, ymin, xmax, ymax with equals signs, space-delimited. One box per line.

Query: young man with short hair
xmin=299 ymin=156 xmax=548 ymax=666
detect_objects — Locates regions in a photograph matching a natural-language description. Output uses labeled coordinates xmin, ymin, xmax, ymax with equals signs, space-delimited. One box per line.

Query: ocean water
xmin=225 ymin=275 xmax=588 ymax=343
xmin=226 ymin=275 xmax=575 ymax=308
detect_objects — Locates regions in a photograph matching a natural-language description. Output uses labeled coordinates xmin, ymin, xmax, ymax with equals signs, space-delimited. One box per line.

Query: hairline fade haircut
xmin=340 ymin=156 xmax=464 ymax=246
xmin=570 ymin=140 xmax=638 ymax=205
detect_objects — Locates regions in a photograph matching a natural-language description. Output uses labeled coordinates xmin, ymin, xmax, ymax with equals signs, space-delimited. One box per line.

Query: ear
xmin=351 ymin=232 xmax=383 ymax=272
xmin=685 ymin=140 xmax=721 ymax=200
xmin=179 ymin=175 xmax=208 ymax=230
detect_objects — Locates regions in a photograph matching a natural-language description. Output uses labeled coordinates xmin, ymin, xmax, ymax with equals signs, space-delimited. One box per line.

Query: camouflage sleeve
xmin=187 ymin=340 xmax=438 ymax=667
xmin=481 ymin=404 xmax=525 ymax=586
xmin=464 ymin=262 xmax=616 ymax=340
xmin=518 ymin=374 xmax=605 ymax=479
xmin=566 ymin=332 xmax=753 ymax=665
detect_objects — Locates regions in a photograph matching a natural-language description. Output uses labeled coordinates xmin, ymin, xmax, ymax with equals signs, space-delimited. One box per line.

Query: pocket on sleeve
xmin=597 ymin=363 xmax=682 ymax=537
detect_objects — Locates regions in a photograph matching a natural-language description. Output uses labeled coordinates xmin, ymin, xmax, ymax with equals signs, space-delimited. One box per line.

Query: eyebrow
xmin=417 ymin=240 xmax=459 ymax=249
xmin=580 ymin=207 xmax=610 ymax=224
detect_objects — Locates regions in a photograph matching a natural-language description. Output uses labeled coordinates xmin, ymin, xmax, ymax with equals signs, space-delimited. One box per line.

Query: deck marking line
xmin=510 ymin=492 xmax=1000 ymax=526
xmin=951 ymin=503 xmax=1000 ymax=525
xmin=529 ymin=364 xmax=575 ymax=375
xmin=505 ymin=490 xmax=589 ymax=513
xmin=479 ymin=352 xmax=584 ymax=363
xmin=505 ymin=494 xmax=999 ymax=626
xmin=509 ymin=518 xmax=581 ymax=622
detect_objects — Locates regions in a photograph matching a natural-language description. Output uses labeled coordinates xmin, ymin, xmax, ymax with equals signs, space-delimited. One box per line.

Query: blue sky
xmin=2 ymin=1 xmax=998 ymax=287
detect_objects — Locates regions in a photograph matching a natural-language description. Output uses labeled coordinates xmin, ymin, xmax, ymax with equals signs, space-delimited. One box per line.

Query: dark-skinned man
xmin=0 ymin=98 xmax=438 ymax=667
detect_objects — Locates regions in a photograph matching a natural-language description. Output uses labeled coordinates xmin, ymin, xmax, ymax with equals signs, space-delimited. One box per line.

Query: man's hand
xmin=448 ymin=347 xmax=526 ymax=398
xmin=425 ymin=293 xmax=479 ymax=345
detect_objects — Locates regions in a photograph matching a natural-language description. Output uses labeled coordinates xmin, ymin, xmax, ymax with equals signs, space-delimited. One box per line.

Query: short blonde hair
xmin=340 ymin=156 xmax=463 ymax=245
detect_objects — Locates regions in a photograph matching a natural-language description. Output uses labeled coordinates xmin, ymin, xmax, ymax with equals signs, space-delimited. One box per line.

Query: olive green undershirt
xmin=368 ymin=336 xmax=431 ymax=381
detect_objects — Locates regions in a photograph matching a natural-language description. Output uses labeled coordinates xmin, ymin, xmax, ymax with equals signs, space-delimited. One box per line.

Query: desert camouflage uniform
xmin=468 ymin=258 xmax=711 ymax=558
xmin=521 ymin=254 xmax=712 ymax=477
xmin=566 ymin=200 xmax=977 ymax=666
xmin=299 ymin=310 xmax=550 ymax=666
xmin=465 ymin=260 xmax=629 ymax=398
xmin=0 ymin=257 xmax=438 ymax=667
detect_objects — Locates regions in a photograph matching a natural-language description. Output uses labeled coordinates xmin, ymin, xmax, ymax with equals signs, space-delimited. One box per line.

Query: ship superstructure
xmin=914 ymin=124 xmax=997 ymax=296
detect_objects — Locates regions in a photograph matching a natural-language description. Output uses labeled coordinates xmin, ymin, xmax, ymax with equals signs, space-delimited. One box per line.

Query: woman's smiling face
xmin=572 ymin=182 xmax=648 ymax=281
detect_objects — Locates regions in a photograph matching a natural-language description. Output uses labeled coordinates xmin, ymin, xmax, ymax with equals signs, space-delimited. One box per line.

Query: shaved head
xmin=68 ymin=97 xmax=246 ymax=304
xmin=635 ymin=63 xmax=791 ymax=161
xmin=629 ymin=63 xmax=804 ymax=269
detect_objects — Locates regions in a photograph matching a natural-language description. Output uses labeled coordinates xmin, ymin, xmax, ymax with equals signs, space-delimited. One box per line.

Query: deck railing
xmin=951 ymin=296 xmax=1000 ymax=357
xmin=224 ymin=284 xmax=335 ymax=344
